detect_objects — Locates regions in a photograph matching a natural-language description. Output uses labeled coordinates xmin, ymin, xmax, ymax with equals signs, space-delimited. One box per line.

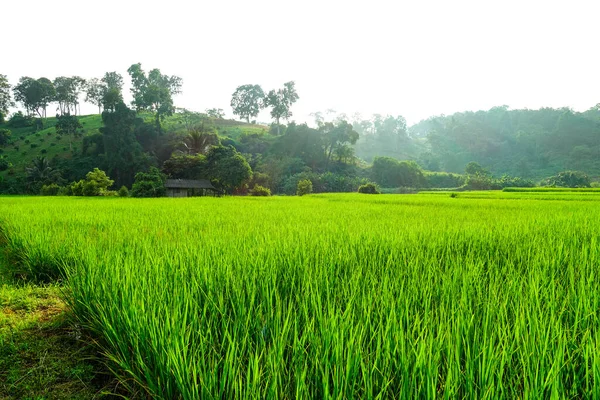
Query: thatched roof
xmin=165 ymin=179 xmax=216 ymax=189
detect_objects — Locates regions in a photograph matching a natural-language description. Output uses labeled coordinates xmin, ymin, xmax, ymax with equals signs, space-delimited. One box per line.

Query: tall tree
xmin=13 ymin=77 xmax=55 ymax=120
xmin=264 ymin=81 xmax=299 ymax=134
xmin=53 ymin=76 xmax=86 ymax=115
xmin=0 ymin=74 xmax=13 ymax=123
xmin=127 ymin=63 xmax=182 ymax=134
xmin=101 ymin=72 xmax=124 ymax=92
xmin=230 ymin=84 xmax=265 ymax=123
xmin=100 ymin=102 xmax=152 ymax=187
xmin=320 ymin=120 xmax=359 ymax=166
xmin=85 ymin=78 xmax=106 ymax=114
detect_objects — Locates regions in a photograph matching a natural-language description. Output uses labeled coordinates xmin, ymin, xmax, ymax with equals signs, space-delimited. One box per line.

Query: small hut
xmin=165 ymin=179 xmax=219 ymax=197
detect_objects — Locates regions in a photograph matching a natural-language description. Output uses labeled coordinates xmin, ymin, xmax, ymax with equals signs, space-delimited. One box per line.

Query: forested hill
xmin=406 ymin=105 xmax=600 ymax=179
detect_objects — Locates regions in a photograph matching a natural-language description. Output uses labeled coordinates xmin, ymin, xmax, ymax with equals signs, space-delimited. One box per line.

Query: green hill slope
xmin=0 ymin=113 xmax=269 ymax=191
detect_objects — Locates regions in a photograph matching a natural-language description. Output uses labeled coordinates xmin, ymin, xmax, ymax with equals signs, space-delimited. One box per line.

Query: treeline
xmin=410 ymin=105 xmax=600 ymax=179
xmin=1 ymin=68 xmax=599 ymax=196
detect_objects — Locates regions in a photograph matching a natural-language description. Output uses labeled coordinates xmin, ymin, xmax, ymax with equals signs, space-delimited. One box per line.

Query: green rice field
xmin=1 ymin=192 xmax=600 ymax=398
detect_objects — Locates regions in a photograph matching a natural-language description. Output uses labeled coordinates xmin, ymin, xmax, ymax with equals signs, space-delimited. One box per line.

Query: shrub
xmin=30 ymin=143 xmax=38 ymax=149
xmin=542 ymin=171 xmax=591 ymax=188
xmin=24 ymin=139 xmax=30 ymax=144
xmin=40 ymin=149 xmax=47 ymax=154
xmin=250 ymin=184 xmax=271 ymax=196
xmin=68 ymin=168 xmax=115 ymax=196
xmin=425 ymin=172 xmax=465 ymax=188
xmin=118 ymin=186 xmax=129 ymax=197
xmin=7 ymin=111 xmax=33 ymax=128
xmin=463 ymin=174 xmax=501 ymax=190
xmin=297 ymin=179 xmax=313 ymax=196
xmin=131 ymin=167 xmax=166 ymax=198
xmin=40 ymin=184 xmax=61 ymax=196
xmin=371 ymin=157 xmax=426 ymax=188
xmin=358 ymin=183 xmax=380 ymax=194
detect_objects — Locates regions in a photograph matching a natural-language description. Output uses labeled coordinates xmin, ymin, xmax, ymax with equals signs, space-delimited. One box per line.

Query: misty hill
xmin=406 ymin=105 xmax=600 ymax=179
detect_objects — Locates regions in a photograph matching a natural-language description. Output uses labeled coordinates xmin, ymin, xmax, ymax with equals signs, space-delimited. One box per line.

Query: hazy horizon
xmin=3 ymin=0 xmax=599 ymax=125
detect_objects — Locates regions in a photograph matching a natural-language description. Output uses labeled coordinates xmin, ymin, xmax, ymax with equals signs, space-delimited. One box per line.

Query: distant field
xmin=1 ymin=193 xmax=599 ymax=398
xmin=503 ymin=187 xmax=600 ymax=192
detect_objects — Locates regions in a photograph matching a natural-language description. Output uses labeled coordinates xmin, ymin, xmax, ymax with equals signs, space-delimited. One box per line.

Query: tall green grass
xmin=1 ymin=193 xmax=599 ymax=398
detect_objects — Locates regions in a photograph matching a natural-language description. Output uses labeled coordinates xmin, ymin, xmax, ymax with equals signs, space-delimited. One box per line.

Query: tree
xmin=162 ymin=155 xmax=206 ymax=179
xmin=102 ymin=88 xmax=123 ymax=112
xmin=100 ymin=102 xmax=151 ymax=187
xmin=230 ymin=84 xmax=265 ymax=123
xmin=13 ymin=77 xmax=55 ymax=119
xmin=371 ymin=157 xmax=426 ymax=188
xmin=465 ymin=161 xmax=489 ymax=176
xmin=127 ymin=63 xmax=182 ymax=133
xmin=206 ymin=108 xmax=225 ymax=119
xmin=102 ymin=72 xmax=124 ymax=92
xmin=205 ymin=145 xmax=252 ymax=193
xmin=53 ymin=76 xmax=86 ymax=115
xmin=55 ymin=113 xmax=83 ymax=150
xmin=181 ymin=122 xmax=219 ymax=155
xmin=70 ymin=168 xmax=115 ymax=196
xmin=264 ymin=81 xmax=299 ymax=134
xmin=0 ymin=74 xmax=14 ymax=123
xmin=100 ymin=72 xmax=124 ymax=112
xmin=85 ymin=78 xmax=106 ymax=114
xmin=320 ymin=120 xmax=359 ymax=166
xmin=131 ymin=167 xmax=166 ymax=197
xmin=25 ymin=156 xmax=62 ymax=193
xmin=0 ymin=129 xmax=11 ymax=147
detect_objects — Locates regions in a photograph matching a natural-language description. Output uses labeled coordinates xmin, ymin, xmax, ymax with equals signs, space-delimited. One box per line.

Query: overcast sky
xmin=3 ymin=0 xmax=599 ymax=125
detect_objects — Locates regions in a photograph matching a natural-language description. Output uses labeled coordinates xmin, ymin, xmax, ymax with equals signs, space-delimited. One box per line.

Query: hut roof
xmin=165 ymin=179 xmax=216 ymax=190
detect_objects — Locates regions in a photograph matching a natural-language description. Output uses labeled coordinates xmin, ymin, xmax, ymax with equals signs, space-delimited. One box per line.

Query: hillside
xmin=0 ymin=113 xmax=269 ymax=191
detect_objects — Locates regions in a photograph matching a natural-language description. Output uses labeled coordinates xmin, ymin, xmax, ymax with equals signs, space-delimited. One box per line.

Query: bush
xmin=463 ymin=174 xmax=501 ymax=190
xmin=118 ymin=186 xmax=129 ymax=197
xmin=131 ymin=167 xmax=166 ymax=198
xmin=30 ymin=143 xmax=38 ymax=149
xmin=542 ymin=171 xmax=591 ymax=188
xmin=297 ymin=179 xmax=313 ymax=196
xmin=249 ymin=184 xmax=271 ymax=196
xmin=24 ymin=139 xmax=30 ymax=144
xmin=358 ymin=182 xmax=380 ymax=194
xmin=68 ymin=168 xmax=115 ymax=196
xmin=371 ymin=157 xmax=426 ymax=188
xmin=40 ymin=149 xmax=47 ymax=154
xmin=40 ymin=184 xmax=61 ymax=196
xmin=7 ymin=111 xmax=33 ymax=128
xmin=425 ymin=172 xmax=465 ymax=188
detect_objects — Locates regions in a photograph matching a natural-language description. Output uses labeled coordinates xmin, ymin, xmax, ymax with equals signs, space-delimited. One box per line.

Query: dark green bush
xmin=118 ymin=186 xmax=129 ymax=197
xmin=250 ymin=184 xmax=271 ymax=196
xmin=41 ymin=184 xmax=61 ymax=196
xmin=542 ymin=171 xmax=591 ymax=188
xmin=358 ymin=183 xmax=380 ymax=194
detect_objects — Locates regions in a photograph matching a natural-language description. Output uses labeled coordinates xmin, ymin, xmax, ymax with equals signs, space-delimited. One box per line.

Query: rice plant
xmin=0 ymin=193 xmax=599 ymax=398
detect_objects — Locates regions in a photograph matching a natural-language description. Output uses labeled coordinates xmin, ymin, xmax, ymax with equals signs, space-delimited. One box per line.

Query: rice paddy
xmin=1 ymin=192 xmax=599 ymax=398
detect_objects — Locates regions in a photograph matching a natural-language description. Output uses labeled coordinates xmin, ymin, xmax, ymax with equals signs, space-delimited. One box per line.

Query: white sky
xmin=3 ymin=0 xmax=599 ymax=125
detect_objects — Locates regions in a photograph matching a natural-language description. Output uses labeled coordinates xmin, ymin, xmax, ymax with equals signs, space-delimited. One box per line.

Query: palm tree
xmin=26 ymin=156 xmax=61 ymax=184
xmin=180 ymin=121 xmax=219 ymax=155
